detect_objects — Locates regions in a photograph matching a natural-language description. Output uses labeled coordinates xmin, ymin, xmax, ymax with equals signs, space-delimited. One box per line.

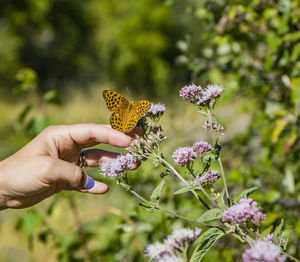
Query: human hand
xmin=0 ymin=124 xmax=141 ymax=210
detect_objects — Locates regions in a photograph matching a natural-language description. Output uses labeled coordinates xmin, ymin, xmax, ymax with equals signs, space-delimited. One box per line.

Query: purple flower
xmin=147 ymin=103 xmax=166 ymax=116
xmin=194 ymin=170 xmax=220 ymax=186
xmin=203 ymin=121 xmax=224 ymax=134
xmin=99 ymin=154 xmax=137 ymax=177
xmin=145 ymin=242 xmax=169 ymax=260
xmin=222 ymin=198 xmax=266 ymax=225
xmin=242 ymin=240 xmax=286 ymax=262
xmin=172 ymin=141 xmax=212 ymax=167
xmin=146 ymin=228 xmax=201 ymax=261
xmin=192 ymin=141 xmax=212 ymax=158
xmin=172 ymin=146 xmax=197 ymax=167
xmin=263 ymin=233 xmax=274 ymax=242
xmin=197 ymin=84 xmax=224 ymax=105
xmin=179 ymin=83 xmax=224 ymax=106
xmin=164 ymin=228 xmax=201 ymax=251
xmin=179 ymin=84 xmax=202 ymax=104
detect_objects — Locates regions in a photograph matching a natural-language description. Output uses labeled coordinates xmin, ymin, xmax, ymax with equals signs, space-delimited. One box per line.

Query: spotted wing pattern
xmin=103 ymin=90 xmax=129 ymax=111
xmin=110 ymin=111 xmax=125 ymax=131
xmin=123 ymin=100 xmax=151 ymax=133
xmin=103 ymin=90 xmax=150 ymax=133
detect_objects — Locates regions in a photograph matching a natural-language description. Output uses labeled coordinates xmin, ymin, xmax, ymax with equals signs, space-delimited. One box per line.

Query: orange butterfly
xmin=103 ymin=90 xmax=150 ymax=133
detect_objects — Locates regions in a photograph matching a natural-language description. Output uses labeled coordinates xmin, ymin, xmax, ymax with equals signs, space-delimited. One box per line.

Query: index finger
xmin=51 ymin=124 xmax=133 ymax=149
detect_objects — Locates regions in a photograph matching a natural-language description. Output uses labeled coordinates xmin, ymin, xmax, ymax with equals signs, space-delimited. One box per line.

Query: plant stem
xmin=281 ymin=251 xmax=300 ymax=262
xmin=126 ymin=186 xmax=211 ymax=227
xmin=218 ymin=156 xmax=230 ymax=206
xmin=186 ymin=165 xmax=218 ymax=206
xmin=157 ymin=155 xmax=212 ymax=210
xmin=207 ymin=108 xmax=230 ymax=206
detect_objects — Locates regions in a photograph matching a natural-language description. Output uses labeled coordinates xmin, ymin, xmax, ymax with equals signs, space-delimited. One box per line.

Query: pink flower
xmin=99 ymin=154 xmax=137 ymax=177
xmin=242 ymin=240 xmax=286 ymax=262
xmin=222 ymin=198 xmax=266 ymax=225
xmin=194 ymin=170 xmax=220 ymax=186
xmin=172 ymin=146 xmax=197 ymax=167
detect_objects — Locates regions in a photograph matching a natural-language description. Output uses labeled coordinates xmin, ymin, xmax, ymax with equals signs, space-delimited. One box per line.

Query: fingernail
xmin=84 ymin=175 xmax=95 ymax=189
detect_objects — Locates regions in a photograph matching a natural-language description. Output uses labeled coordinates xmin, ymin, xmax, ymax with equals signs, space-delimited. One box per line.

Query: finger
xmin=44 ymin=158 xmax=108 ymax=194
xmin=78 ymin=180 xmax=109 ymax=194
xmin=44 ymin=158 xmax=86 ymax=188
xmin=84 ymin=148 xmax=120 ymax=167
xmin=85 ymin=149 xmax=140 ymax=170
xmin=50 ymin=124 xmax=133 ymax=149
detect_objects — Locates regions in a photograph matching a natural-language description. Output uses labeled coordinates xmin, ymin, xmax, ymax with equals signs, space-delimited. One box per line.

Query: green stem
xmin=126 ymin=186 xmax=211 ymax=227
xmin=207 ymin=108 xmax=230 ymax=206
xmin=157 ymin=155 xmax=212 ymax=210
xmin=281 ymin=251 xmax=300 ymax=262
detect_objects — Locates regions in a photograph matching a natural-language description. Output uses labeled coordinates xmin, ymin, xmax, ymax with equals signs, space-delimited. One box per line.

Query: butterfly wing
xmin=123 ymin=100 xmax=151 ymax=133
xmin=110 ymin=111 xmax=126 ymax=132
xmin=103 ymin=90 xmax=129 ymax=111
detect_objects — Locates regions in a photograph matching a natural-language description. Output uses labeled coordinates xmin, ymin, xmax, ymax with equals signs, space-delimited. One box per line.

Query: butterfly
xmin=103 ymin=90 xmax=151 ymax=133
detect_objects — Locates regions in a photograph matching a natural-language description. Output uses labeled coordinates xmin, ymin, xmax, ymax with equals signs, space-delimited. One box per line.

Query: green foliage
xmin=0 ymin=0 xmax=300 ymax=261
xmin=197 ymin=208 xmax=223 ymax=223
xmin=13 ymin=67 xmax=60 ymax=138
xmin=190 ymin=228 xmax=225 ymax=262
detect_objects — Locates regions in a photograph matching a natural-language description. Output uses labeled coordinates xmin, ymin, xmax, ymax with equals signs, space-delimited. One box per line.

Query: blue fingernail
xmin=84 ymin=176 xmax=95 ymax=189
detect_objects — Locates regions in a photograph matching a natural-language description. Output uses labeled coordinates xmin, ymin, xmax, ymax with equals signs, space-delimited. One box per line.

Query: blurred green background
xmin=0 ymin=0 xmax=300 ymax=261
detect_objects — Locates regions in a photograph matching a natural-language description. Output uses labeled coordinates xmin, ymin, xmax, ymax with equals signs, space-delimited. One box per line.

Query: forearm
xmin=0 ymin=160 xmax=8 ymax=210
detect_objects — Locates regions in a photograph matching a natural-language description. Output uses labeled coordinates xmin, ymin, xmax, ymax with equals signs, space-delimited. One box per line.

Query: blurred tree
xmin=0 ymin=0 xmax=186 ymax=97
xmin=0 ymin=0 xmax=100 ymax=91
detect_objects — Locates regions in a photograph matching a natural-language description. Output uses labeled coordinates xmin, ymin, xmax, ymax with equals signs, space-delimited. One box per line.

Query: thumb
xmin=46 ymin=158 xmax=109 ymax=194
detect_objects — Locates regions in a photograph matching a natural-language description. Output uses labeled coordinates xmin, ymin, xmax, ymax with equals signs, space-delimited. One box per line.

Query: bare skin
xmin=0 ymin=123 xmax=143 ymax=210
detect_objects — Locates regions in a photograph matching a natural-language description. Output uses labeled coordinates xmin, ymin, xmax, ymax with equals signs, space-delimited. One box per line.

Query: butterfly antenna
xmin=124 ymin=86 xmax=133 ymax=100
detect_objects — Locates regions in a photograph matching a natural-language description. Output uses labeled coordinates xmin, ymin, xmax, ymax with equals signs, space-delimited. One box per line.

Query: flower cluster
xmin=179 ymin=84 xmax=202 ymax=104
xmin=127 ymin=127 xmax=166 ymax=159
xmin=99 ymin=154 xmax=137 ymax=177
xmin=147 ymin=103 xmax=166 ymax=116
xmin=222 ymin=198 xmax=266 ymax=225
xmin=203 ymin=121 xmax=224 ymax=135
xmin=146 ymin=228 xmax=201 ymax=261
xmin=242 ymin=240 xmax=286 ymax=262
xmin=172 ymin=141 xmax=212 ymax=167
xmin=194 ymin=170 xmax=220 ymax=187
xmin=179 ymin=83 xmax=224 ymax=106
xmin=263 ymin=233 xmax=274 ymax=242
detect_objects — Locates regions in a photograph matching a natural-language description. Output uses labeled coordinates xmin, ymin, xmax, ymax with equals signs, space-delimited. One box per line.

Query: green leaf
xmin=280 ymin=226 xmax=292 ymax=250
xmin=150 ymin=180 xmax=166 ymax=203
xmin=259 ymin=225 xmax=273 ymax=240
xmin=197 ymin=208 xmax=223 ymax=223
xmin=196 ymin=110 xmax=208 ymax=117
xmin=173 ymin=185 xmax=198 ymax=195
xmin=273 ymin=219 xmax=284 ymax=246
xmin=271 ymin=118 xmax=289 ymax=143
xmin=232 ymin=233 xmax=245 ymax=243
xmin=265 ymin=190 xmax=281 ymax=203
xmin=233 ymin=187 xmax=258 ymax=203
xmin=15 ymin=211 xmax=41 ymax=235
xmin=283 ymin=169 xmax=295 ymax=194
xmin=190 ymin=228 xmax=225 ymax=262
xmin=139 ymin=202 xmax=153 ymax=209
xmin=217 ymin=189 xmax=226 ymax=210
xmin=43 ymin=90 xmax=61 ymax=104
